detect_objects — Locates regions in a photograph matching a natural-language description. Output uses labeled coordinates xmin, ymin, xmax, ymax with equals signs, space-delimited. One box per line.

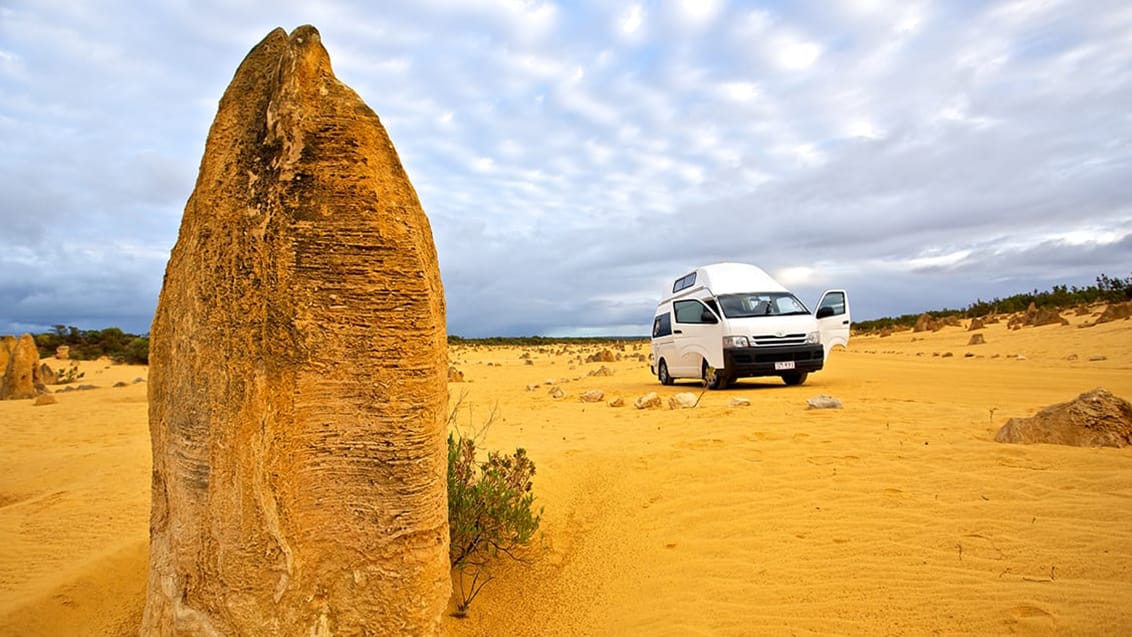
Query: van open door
xmin=671 ymin=299 xmax=725 ymax=375
xmin=815 ymin=290 xmax=850 ymax=359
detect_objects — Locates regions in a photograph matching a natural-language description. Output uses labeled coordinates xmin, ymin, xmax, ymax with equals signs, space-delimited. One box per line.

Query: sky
xmin=1 ymin=0 xmax=1130 ymax=337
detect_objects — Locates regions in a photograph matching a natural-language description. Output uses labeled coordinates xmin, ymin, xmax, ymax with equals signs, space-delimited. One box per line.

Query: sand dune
xmin=2 ymin=313 xmax=1131 ymax=634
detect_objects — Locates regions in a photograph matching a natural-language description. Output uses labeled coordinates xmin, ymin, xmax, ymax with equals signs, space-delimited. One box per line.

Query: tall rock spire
xmin=143 ymin=25 xmax=449 ymax=635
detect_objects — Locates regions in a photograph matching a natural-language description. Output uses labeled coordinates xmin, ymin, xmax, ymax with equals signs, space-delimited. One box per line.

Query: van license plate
xmin=775 ymin=361 xmax=796 ymax=370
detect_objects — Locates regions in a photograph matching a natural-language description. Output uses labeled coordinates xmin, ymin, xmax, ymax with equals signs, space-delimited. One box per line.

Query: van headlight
xmin=804 ymin=331 xmax=820 ymax=344
xmin=723 ymin=335 xmax=749 ymax=348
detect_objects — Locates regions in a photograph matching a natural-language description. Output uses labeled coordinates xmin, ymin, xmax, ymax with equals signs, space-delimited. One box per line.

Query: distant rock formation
xmin=586 ymin=349 xmax=616 ymax=363
xmin=1096 ymin=301 xmax=1132 ymax=324
xmin=995 ymin=388 xmax=1132 ymax=447
xmin=913 ymin=314 xmax=960 ymax=333
xmin=1007 ymin=302 xmax=1069 ymax=329
xmin=1 ymin=334 xmax=42 ymax=400
xmin=143 ymin=26 xmax=448 ymax=635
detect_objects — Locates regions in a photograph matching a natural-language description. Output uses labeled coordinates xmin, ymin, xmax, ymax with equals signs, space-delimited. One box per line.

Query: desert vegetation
xmin=446 ymin=394 xmax=542 ymax=617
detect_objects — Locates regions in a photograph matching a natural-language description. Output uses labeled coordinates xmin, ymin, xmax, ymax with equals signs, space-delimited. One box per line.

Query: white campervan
xmin=649 ymin=263 xmax=850 ymax=389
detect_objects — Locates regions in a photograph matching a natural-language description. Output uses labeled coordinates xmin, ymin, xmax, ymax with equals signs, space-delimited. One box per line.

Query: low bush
xmin=446 ymin=396 xmax=541 ymax=617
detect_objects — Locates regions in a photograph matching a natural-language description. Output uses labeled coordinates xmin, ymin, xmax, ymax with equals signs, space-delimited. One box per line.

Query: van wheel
xmin=781 ymin=372 xmax=808 ymax=386
xmin=702 ymin=361 xmax=728 ymax=390
xmin=657 ymin=360 xmax=674 ymax=386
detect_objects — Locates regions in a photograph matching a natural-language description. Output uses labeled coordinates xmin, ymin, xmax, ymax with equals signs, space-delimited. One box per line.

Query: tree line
xmin=34 ymin=325 xmax=149 ymax=364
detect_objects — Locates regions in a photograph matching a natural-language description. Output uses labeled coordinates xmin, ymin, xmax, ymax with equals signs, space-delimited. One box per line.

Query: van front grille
xmin=751 ymin=333 xmax=807 ymax=346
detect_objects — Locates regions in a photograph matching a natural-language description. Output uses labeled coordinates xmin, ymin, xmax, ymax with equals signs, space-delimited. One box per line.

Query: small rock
xmin=608 ymin=397 xmax=624 ymax=408
xmin=806 ymin=395 xmax=843 ymax=410
xmin=447 ymin=367 xmax=465 ymax=383
xmin=1089 ymin=355 xmax=1108 ymax=362
xmin=33 ymin=393 xmax=57 ymax=406
xmin=729 ymin=398 xmax=751 ymax=407
xmin=133 ymin=377 xmax=146 ymax=384
xmin=587 ymin=365 xmax=614 ymax=377
xmin=113 ymin=381 xmax=129 ymax=388
xmin=668 ymin=392 xmax=699 ymax=409
xmin=76 ymin=384 xmax=98 ymax=391
xmin=525 ymin=384 xmax=540 ymax=391
xmin=580 ymin=389 xmax=605 ymax=403
xmin=967 ymin=334 xmax=985 ymax=346
xmin=548 ymin=386 xmax=566 ymax=399
xmin=634 ymin=392 xmax=662 ymax=409
xmin=1015 ymin=354 xmax=1027 ymax=361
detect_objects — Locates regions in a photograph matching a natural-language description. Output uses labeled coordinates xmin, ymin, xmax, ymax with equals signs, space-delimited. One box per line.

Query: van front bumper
xmin=723 ymin=344 xmax=824 ymax=378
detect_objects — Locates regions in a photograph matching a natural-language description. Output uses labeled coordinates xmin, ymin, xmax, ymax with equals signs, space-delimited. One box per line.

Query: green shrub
xmin=446 ymin=399 xmax=541 ymax=617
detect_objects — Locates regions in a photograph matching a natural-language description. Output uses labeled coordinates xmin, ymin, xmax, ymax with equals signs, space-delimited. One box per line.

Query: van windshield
xmin=717 ymin=293 xmax=811 ymax=318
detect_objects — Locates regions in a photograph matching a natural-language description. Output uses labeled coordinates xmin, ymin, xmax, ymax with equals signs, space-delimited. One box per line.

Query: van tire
xmin=702 ymin=361 xmax=728 ymax=390
xmin=781 ymin=372 xmax=808 ymax=386
xmin=657 ymin=360 xmax=674 ymax=386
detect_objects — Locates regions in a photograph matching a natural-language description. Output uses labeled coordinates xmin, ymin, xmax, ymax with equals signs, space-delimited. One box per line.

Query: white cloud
xmin=668 ymin=0 xmax=725 ymax=31
xmin=773 ymin=35 xmax=822 ymax=70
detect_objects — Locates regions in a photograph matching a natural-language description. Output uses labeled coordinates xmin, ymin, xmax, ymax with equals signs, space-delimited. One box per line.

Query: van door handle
xmin=673 ymin=329 xmax=683 ymax=334
xmin=842 ymin=320 xmax=849 ymax=325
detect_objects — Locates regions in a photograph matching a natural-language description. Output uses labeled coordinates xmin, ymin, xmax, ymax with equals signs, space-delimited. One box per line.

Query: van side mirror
xmin=816 ymin=306 xmax=835 ymax=319
xmin=701 ymin=309 xmax=718 ymax=324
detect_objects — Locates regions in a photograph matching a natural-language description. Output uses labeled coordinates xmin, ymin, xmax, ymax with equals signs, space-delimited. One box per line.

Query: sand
xmin=2 ymin=312 xmax=1131 ymax=635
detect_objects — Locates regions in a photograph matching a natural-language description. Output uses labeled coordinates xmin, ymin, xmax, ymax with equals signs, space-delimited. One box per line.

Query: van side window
xmin=672 ymin=272 xmax=697 ymax=293
xmin=674 ymin=299 xmax=712 ymax=324
xmin=652 ymin=313 xmax=672 ymax=337
xmin=818 ymin=291 xmax=846 ymax=316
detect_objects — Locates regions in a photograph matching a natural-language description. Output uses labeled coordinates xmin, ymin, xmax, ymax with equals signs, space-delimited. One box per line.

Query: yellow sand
xmin=2 ymin=313 xmax=1131 ymax=635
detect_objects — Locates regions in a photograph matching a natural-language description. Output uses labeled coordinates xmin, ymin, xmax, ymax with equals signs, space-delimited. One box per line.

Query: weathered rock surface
xmin=55 ymin=345 xmax=69 ymax=359
xmin=995 ymin=388 xmax=1132 ymax=447
xmin=1 ymin=334 xmax=41 ymax=400
xmin=143 ymin=26 xmax=448 ymax=635
xmin=967 ymin=333 xmax=986 ymax=346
